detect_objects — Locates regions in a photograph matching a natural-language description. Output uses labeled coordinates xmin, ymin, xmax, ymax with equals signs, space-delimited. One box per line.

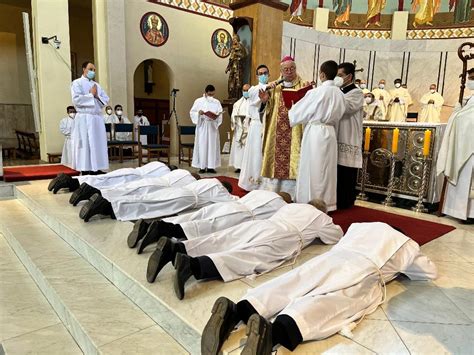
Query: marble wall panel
xmin=443 ymin=51 xmax=466 ymax=108
xmin=318 ymin=45 xmax=341 ymax=71
xmin=293 ymin=39 xmax=317 ymax=82
xmin=282 ymin=36 xmax=291 ymax=60
xmin=372 ymin=51 xmax=405 ymax=90
xmin=0 ymin=104 xmax=34 ymax=147
xmin=344 ymin=49 xmax=371 ymax=82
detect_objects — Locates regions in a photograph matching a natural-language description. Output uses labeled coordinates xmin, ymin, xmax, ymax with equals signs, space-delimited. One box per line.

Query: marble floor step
xmin=0 ymin=233 xmax=82 ymax=354
xmin=0 ymin=200 xmax=188 ymax=355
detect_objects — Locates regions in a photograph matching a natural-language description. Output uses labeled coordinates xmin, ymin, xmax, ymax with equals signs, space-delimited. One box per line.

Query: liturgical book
xmin=282 ymin=85 xmax=313 ymax=109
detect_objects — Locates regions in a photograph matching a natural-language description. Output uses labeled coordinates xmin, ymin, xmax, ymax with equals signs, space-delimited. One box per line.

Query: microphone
xmin=265 ymin=78 xmax=285 ymax=91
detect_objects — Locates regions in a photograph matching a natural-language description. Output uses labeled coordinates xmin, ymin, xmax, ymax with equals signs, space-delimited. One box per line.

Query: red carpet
xmin=3 ymin=164 xmax=79 ymax=182
xmin=330 ymin=206 xmax=455 ymax=246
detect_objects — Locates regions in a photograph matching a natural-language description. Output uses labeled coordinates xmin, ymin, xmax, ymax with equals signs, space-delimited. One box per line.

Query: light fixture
xmin=41 ymin=35 xmax=61 ymax=49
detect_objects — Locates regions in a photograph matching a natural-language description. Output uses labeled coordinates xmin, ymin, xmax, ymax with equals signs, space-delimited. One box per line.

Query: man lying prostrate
xmin=200 ymin=222 xmax=437 ymax=355
xmin=69 ymin=162 xmax=174 ymax=205
xmin=78 ymin=178 xmax=236 ymax=223
xmin=135 ymin=190 xmax=292 ymax=254
xmin=146 ymin=201 xmax=343 ymax=298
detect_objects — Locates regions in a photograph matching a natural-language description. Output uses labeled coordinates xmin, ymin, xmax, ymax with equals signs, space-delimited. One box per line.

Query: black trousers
xmin=337 ymin=164 xmax=358 ymax=209
xmin=190 ymin=256 xmax=222 ymax=280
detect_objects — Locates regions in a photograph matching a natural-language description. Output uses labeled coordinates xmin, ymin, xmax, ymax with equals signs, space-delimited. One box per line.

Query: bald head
xmin=307 ymin=199 xmax=327 ymax=213
xmin=276 ymin=192 xmax=292 ymax=204
xmin=191 ymin=173 xmax=201 ymax=180
xmin=242 ymin=84 xmax=250 ymax=91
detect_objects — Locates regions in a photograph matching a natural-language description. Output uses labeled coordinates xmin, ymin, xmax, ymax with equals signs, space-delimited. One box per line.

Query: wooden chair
xmin=15 ymin=130 xmax=39 ymax=159
xmin=178 ymin=125 xmax=195 ymax=166
xmin=107 ymin=123 xmax=138 ymax=163
xmin=138 ymin=125 xmax=170 ymax=166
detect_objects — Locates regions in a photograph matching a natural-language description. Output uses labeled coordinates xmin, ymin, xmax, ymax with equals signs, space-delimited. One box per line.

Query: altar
xmin=357 ymin=121 xmax=446 ymax=204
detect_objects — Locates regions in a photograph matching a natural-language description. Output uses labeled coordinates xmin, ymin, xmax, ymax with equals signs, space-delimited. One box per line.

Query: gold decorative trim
xmin=148 ymin=0 xmax=232 ymax=21
xmin=328 ymin=28 xmax=391 ymax=39
xmin=407 ymin=27 xmax=474 ymax=39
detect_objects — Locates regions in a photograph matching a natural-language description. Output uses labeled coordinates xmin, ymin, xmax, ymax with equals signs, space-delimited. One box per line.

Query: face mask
xmin=258 ymin=74 xmax=269 ymax=84
xmin=86 ymin=70 xmax=95 ymax=80
xmin=360 ymin=84 xmax=367 ymax=89
xmin=365 ymin=97 xmax=373 ymax=104
xmin=467 ymin=79 xmax=474 ymax=91
xmin=334 ymin=76 xmax=344 ymax=87
xmin=106 ymin=109 xmax=112 ymax=115
xmin=395 ymin=83 xmax=401 ymax=88
xmin=68 ymin=113 xmax=76 ymax=119
xmin=116 ymin=110 xmax=123 ymax=116
xmin=137 ymin=113 xmax=143 ymax=117
xmin=242 ymin=91 xmax=250 ymax=99
xmin=379 ymin=84 xmax=385 ymax=89
xmin=430 ymin=89 xmax=436 ymax=94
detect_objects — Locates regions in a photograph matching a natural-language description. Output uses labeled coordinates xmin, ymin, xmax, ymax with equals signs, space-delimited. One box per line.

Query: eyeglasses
xmin=282 ymin=67 xmax=295 ymax=73
xmin=257 ymin=71 xmax=269 ymax=75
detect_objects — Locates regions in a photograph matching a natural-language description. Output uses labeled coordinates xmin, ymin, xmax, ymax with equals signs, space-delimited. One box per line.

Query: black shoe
xmin=79 ymin=193 xmax=113 ymax=222
xmin=201 ymin=297 xmax=240 ymax=355
xmin=146 ymin=237 xmax=176 ymax=283
xmin=48 ymin=174 xmax=63 ymax=191
xmin=199 ymin=169 xmax=206 ymax=174
xmin=50 ymin=173 xmax=77 ymax=194
xmin=69 ymin=183 xmax=100 ymax=206
xmin=206 ymin=169 xmax=217 ymax=174
xmin=242 ymin=314 xmax=273 ymax=355
xmin=173 ymin=253 xmax=193 ymax=300
xmin=234 ymin=169 xmax=241 ymax=173
xmin=95 ymin=170 xmax=106 ymax=175
xmin=81 ymin=171 xmax=91 ymax=176
xmin=138 ymin=221 xmax=162 ymax=254
xmin=127 ymin=219 xmax=150 ymax=248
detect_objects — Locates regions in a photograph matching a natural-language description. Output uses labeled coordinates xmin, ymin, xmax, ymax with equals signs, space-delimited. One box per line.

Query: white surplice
xmin=101 ymin=169 xmax=196 ymax=202
xmin=163 ymin=190 xmax=287 ymax=240
xmin=418 ymin=91 xmax=444 ymax=123
xmin=229 ymin=97 xmax=250 ymax=169
xmin=190 ymin=95 xmax=223 ymax=169
xmin=76 ymin=162 xmax=170 ymax=190
xmin=133 ymin=115 xmax=150 ymax=145
xmin=371 ymin=88 xmax=391 ymax=119
xmin=337 ymin=85 xmax=365 ymax=169
xmin=59 ymin=116 xmax=75 ymax=168
xmin=388 ymin=87 xmax=412 ymax=122
xmin=363 ymin=100 xmax=386 ymax=121
xmin=183 ymin=203 xmax=343 ymax=282
xmin=242 ymin=222 xmax=437 ymax=342
xmin=104 ymin=114 xmax=131 ymax=141
xmin=437 ymin=97 xmax=474 ymax=220
xmin=239 ymin=83 xmax=266 ymax=191
xmin=288 ymin=80 xmax=346 ymax=210
xmin=112 ymin=178 xmax=237 ymax=221
xmin=71 ymin=76 xmax=109 ymax=172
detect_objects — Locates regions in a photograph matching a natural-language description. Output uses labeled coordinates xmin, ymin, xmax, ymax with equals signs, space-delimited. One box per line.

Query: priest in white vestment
xmin=363 ymin=93 xmax=386 ymax=121
xmin=388 ymin=78 xmax=412 ymax=122
xmin=418 ymin=84 xmax=444 ymax=123
xmin=133 ymin=108 xmax=150 ymax=146
xmin=371 ymin=79 xmax=391 ymax=120
xmin=60 ymin=106 xmax=76 ymax=168
xmin=190 ymin=85 xmax=223 ymax=173
xmin=335 ymin=63 xmax=365 ymax=209
xmin=71 ymin=61 xmax=109 ymax=174
xmin=140 ymin=190 xmax=290 ymax=256
xmin=238 ymin=65 xmax=270 ymax=191
xmin=103 ymin=104 xmax=131 ymax=141
xmin=201 ymin=222 xmax=437 ymax=354
xmin=288 ymin=60 xmax=346 ymax=211
xmin=437 ymin=70 xmax=474 ymax=221
xmin=147 ymin=202 xmax=342 ymax=299
xmin=229 ymin=85 xmax=250 ymax=172
xmin=360 ymin=80 xmax=370 ymax=95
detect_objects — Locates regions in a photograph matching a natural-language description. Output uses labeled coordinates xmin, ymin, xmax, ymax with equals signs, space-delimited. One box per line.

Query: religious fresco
xmin=140 ymin=12 xmax=169 ymax=47
xmin=211 ymin=29 xmax=232 ymax=58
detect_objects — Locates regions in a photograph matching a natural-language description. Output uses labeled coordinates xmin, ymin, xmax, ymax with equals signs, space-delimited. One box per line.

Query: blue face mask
xmin=242 ymin=91 xmax=250 ymax=99
xmin=258 ymin=74 xmax=269 ymax=84
xmin=86 ymin=70 xmax=95 ymax=80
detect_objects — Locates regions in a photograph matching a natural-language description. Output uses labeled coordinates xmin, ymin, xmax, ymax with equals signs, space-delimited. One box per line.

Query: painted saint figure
xmin=449 ymin=0 xmax=474 ymax=24
xmin=412 ymin=0 xmax=441 ymax=27
xmin=333 ymin=0 xmax=352 ymax=27
xmin=289 ymin=0 xmax=307 ymax=22
xmin=145 ymin=15 xmax=165 ymax=46
xmin=215 ymin=32 xmax=230 ymax=57
xmin=366 ymin=0 xmax=387 ymax=28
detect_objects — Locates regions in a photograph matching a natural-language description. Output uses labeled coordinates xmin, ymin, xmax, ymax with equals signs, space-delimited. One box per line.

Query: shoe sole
xmin=137 ymin=221 xmax=159 ymax=254
xmin=127 ymin=219 xmax=147 ymax=248
xmin=79 ymin=194 xmax=99 ymax=221
xmin=48 ymin=175 xmax=61 ymax=191
xmin=69 ymin=183 xmax=86 ymax=205
xmin=201 ymin=297 xmax=234 ymax=355
xmin=146 ymin=238 xmax=169 ymax=283
xmin=242 ymin=315 xmax=269 ymax=355
xmin=173 ymin=253 xmax=186 ymax=300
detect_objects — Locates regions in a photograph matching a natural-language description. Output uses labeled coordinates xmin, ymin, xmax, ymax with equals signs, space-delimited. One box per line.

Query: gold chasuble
xmin=261 ymin=76 xmax=306 ymax=180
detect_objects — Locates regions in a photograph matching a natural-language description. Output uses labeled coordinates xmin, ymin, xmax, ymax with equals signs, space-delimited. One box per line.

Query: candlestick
xmin=364 ymin=127 xmax=371 ymax=152
xmin=391 ymin=128 xmax=399 ymax=154
xmin=383 ymin=152 xmax=396 ymax=207
xmin=422 ymin=130 xmax=431 ymax=156
xmin=412 ymin=156 xmax=429 ymax=213
xmin=357 ymin=151 xmax=370 ymax=201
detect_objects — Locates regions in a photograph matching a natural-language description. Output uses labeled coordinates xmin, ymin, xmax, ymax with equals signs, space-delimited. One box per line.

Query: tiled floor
xmin=1 ymin=156 xmax=473 ymax=354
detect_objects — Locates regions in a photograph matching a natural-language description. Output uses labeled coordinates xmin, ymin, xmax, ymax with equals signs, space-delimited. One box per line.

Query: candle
xmin=392 ymin=128 xmax=399 ymax=154
xmin=364 ymin=127 xmax=371 ymax=152
xmin=423 ymin=130 xmax=432 ymax=156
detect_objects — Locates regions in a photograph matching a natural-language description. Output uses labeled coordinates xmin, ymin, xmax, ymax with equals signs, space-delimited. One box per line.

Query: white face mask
xmin=365 ymin=97 xmax=373 ymax=104
xmin=430 ymin=89 xmax=436 ymax=94
xmin=379 ymin=84 xmax=385 ymax=89
xmin=360 ymin=84 xmax=367 ymax=89
xmin=106 ymin=109 xmax=112 ymax=115
xmin=395 ymin=83 xmax=401 ymax=88
xmin=68 ymin=113 xmax=76 ymax=119
xmin=466 ymin=79 xmax=474 ymax=91
xmin=334 ymin=76 xmax=344 ymax=88
xmin=116 ymin=110 xmax=123 ymax=116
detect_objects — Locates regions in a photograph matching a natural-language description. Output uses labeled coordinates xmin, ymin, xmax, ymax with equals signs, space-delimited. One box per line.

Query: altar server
xmin=146 ymin=202 xmax=342 ymax=299
xmin=201 ymin=222 xmax=437 ymax=355
xmin=388 ymin=78 xmax=412 ymax=122
xmin=371 ymin=79 xmax=391 ymax=119
xmin=288 ymin=60 xmax=346 ymax=210
xmin=137 ymin=190 xmax=290 ymax=254
xmin=229 ymin=85 xmax=250 ymax=172
xmin=418 ymin=84 xmax=445 ymax=123
xmin=437 ymin=68 xmax=474 ymax=222
xmin=59 ymin=106 xmax=76 ymax=168
xmin=238 ymin=65 xmax=270 ymax=191
xmin=104 ymin=104 xmax=131 ymax=140
xmin=190 ymin=85 xmax=223 ymax=173
xmin=71 ymin=61 xmax=109 ymax=174
xmin=363 ymin=93 xmax=386 ymax=121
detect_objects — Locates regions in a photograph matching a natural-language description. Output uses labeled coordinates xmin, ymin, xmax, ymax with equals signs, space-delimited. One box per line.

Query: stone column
xmin=313 ymin=7 xmax=329 ymax=32
xmin=92 ymin=0 xmax=109 ymax=95
xmin=391 ymin=11 xmax=409 ymax=40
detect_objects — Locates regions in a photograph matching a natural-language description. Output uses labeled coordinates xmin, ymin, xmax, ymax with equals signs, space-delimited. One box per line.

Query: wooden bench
xmin=15 ymin=130 xmax=40 ymax=159
xmin=47 ymin=152 xmax=62 ymax=163
xmin=2 ymin=146 xmax=17 ymax=159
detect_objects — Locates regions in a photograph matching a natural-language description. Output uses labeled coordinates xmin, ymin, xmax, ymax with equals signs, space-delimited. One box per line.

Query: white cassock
xmin=241 ymin=222 xmax=437 ymax=342
xmin=239 ymin=83 xmax=266 ymax=191
xmin=163 ymin=190 xmax=287 ymax=240
xmin=437 ymin=97 xmax=474 ymax=220
xmin=288 ymin=80 xmax=346 ymax=210
xmin=75 ymin=161 xmax=170 ymax=190
xmin=229 ymin=97 xmax=250 ymax=169
xmin=59 ymin=116 xmax=75 ymax=167
xmin=419 ymin=91 xmax=444 ymax=123
xmin=71 ymin=76 xmax=109 ymax=172
xmin=183 ymin=203 xmax=343 ymax=282
xmin=361 ymin=88 xmax=370 ymax=95
xmin=388 ymin=87 xmax=412 ymax=122
xmin=371 ymin=88 xmax=391 ymax=120
xmin=190 ymin=95 xmax=223 ymax=169
xmin=104 ymin=114 xmax=131 ymax=141
xmin=133 ymin=115 xmax=150 ymax=145
xmin=337 ymin=86 xmax=364 ymax=169
xmin=111 ymin=178 xmax=237 ymax=221
xmin=101 ymin=169 xmax=196 ymax=202
xmin=363 ymin=100 xmax=386 ymax=121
